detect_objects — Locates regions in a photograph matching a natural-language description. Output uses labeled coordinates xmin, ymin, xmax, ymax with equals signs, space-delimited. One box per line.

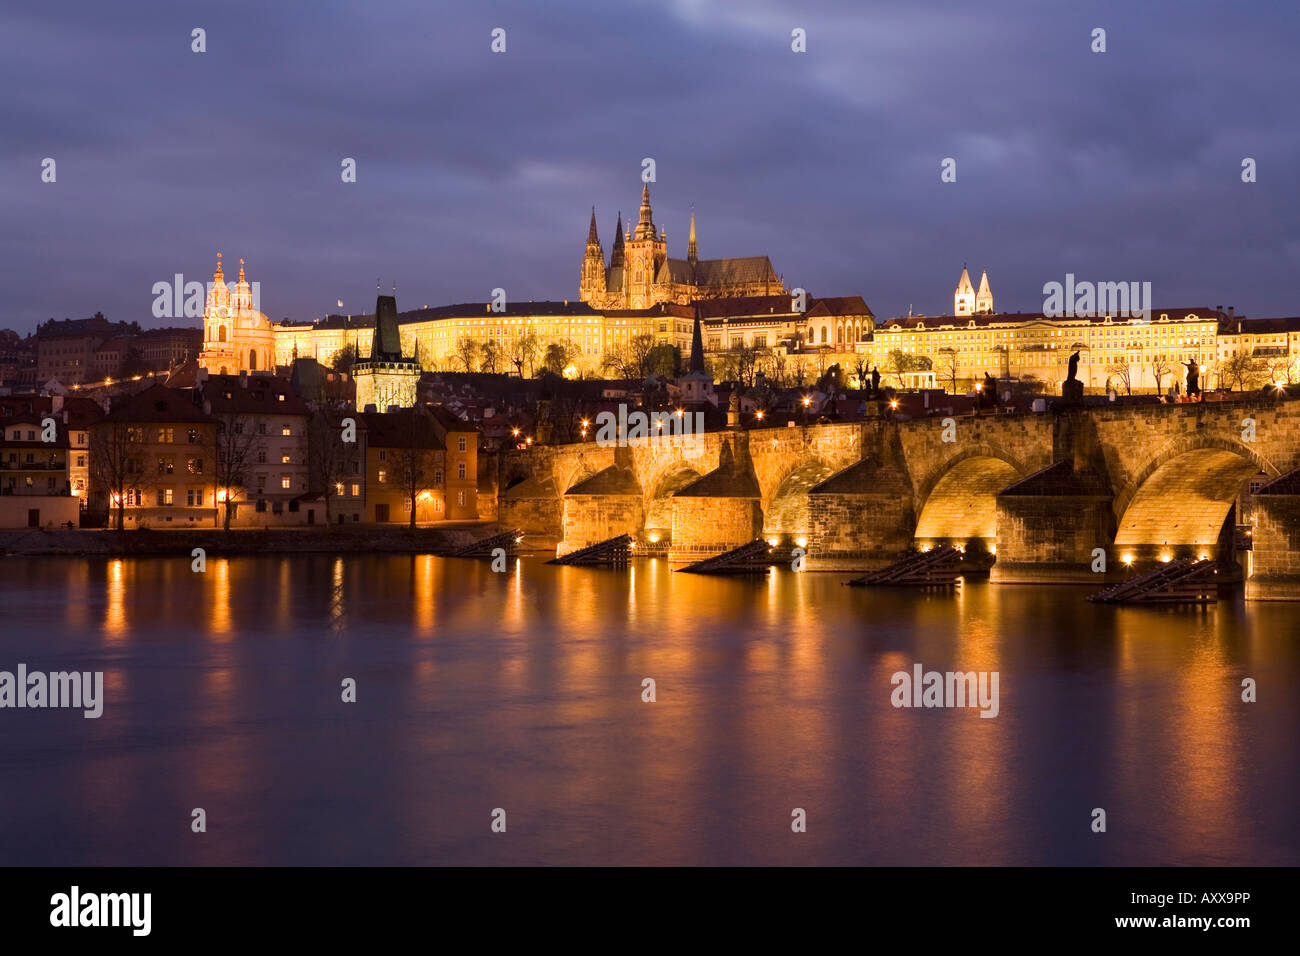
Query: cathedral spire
xmin=687 ymin=206 xmax=698 ymax=266
xmin=635 ymin=182 xmax=655 ymax=239
xmin=587 ymin=207 xmax=599 ymax=245
xmin=609 ymin=211 xmax=625 ymax=268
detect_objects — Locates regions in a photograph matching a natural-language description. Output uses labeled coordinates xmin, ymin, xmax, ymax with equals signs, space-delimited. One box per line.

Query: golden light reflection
xmin=277 ymin=557 xmax=292 ymax=629
xmin=209 ymin=559 xmax=232 ymax=638
xmin=328 ymin=557 xmax=345 ymax=635
xmin=104 ymin=558 xmax=127 ymax=642
xmin=414 ymin=554 xmax=434 ymax=636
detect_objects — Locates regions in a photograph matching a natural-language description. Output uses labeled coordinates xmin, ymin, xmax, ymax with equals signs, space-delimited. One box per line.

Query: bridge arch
xmin=644 ymin=465 xmax=704 ymax=541
xmin=1112 ymin=436 xmax=1279 ymax=552
xmin=763 ymin=459 xmax=837 ymax=541
xmin=558 ymin=454 xmax=603 ymax=494
xmin=913 ymin=444 xmax=1029 ymax=546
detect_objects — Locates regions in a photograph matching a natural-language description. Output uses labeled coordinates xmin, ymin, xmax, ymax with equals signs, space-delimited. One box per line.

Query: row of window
xmin=375 ymin=465 xmax=464 ymax=484
xmin=6 ymin=476 xmax=61 ymax=490
xmin=121 ymin=488 xmax=206 ymax=507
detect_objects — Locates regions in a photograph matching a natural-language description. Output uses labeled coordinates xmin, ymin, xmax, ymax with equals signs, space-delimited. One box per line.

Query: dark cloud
xmin=1 ymin=0 xmax=1296 ymax=333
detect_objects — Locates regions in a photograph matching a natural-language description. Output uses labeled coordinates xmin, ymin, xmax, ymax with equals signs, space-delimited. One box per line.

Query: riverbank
xmin=0 ymin=522 xmax=498 ymax=557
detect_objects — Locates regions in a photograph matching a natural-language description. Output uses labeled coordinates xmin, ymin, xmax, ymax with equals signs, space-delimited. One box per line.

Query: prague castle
xmin=579 ymin=183 xmax=785 ymax=309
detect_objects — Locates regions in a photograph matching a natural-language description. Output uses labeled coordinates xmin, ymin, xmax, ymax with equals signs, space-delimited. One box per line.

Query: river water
xmin=0 ymin=554 xmax=1296 ymax=866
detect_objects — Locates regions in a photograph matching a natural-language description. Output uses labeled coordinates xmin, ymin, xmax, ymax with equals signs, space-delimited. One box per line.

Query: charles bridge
xmin=499 ymin=396 xmax=1300 ymax=599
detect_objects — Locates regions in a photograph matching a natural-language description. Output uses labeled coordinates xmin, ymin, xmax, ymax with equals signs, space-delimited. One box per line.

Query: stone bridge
xmin=499 ymin=396 xmax=1300 ymax=599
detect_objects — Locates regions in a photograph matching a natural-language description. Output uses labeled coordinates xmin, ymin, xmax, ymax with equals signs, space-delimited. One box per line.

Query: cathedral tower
xmin=579 ymin=208 xmax=606 ymax=302
xmin=625 ymin=183 xmax=667 ymax=309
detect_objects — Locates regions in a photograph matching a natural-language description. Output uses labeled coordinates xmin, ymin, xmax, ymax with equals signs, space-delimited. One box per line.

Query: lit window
xmin=378 ymin=469 xmax=387 ymax=483
xmin=281 ymin=476 xmax=291 ymax=489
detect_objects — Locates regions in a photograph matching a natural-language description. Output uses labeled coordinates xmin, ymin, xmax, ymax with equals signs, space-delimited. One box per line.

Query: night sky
xmin=3 ymin=0 xmax=1298 ymax=334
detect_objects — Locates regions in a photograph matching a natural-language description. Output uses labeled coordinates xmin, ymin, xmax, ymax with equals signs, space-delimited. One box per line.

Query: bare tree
xmin=1105 ymin=357 xmax=1133 ymax=395
xmin=307 ymin=409 xmax=359 ymax=523
xmin=509 ymin=331 xmax=541 ymax=378
xmin=89 ymin=419 xmax=139 ymax=530
xmin=1222 ymin=353 xmax=1263 ymax=391
xmin=454 ymin=336 xmax=480 ymax=373
xmin=213 ymin=413 xmax=263 ymax=530
xmin=480 ymin=339 xmax=503 ymax=374
xmin=1265 ymin=354 xmax=1295 ymax=386
xmin=392 ymin=444 xmax=436 ymax=528
xmin=542 ymin=339 xmax=579 ymax=376
xmin=1151 ymin=357 xmax=1173 ymax=394
xmin=935 ymin=347 xmax=958 ymax=393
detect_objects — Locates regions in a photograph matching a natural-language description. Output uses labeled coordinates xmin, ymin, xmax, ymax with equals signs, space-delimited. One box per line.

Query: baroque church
xmin=198 ymin=253 xmax=276 ymax=375
xmin=579 ymin=183 xmax=785 ymax=310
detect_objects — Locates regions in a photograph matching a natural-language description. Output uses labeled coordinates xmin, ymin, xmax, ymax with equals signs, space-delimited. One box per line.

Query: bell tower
xmin=578 ymin=208 xmax=606 ymax=304
xmin=954 ymin=265 xmax=975 ymax=315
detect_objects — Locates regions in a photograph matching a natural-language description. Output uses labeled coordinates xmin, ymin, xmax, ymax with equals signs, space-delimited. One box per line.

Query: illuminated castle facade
xmin=579 ymin=183 xmax=785 ymax=310
xmin=198 ymin=254 xmax=276 ymax=375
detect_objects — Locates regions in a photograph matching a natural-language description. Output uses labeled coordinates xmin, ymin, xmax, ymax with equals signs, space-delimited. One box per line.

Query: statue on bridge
xmin=1061 ymin=350 xmax=1084 ymax=405
xmin=1184 ymin=359 xmax=1201 ymax=399
xmin=870 ymin=366 xmax=880 ymax=396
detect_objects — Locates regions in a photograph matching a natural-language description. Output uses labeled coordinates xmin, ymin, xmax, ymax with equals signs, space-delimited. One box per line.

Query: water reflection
xmin=1 ymin=555 xmax=1296 ymax=866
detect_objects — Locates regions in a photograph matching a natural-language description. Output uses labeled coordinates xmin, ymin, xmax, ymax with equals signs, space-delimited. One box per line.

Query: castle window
xmin=219 ymin=327 xmax=227 ymax=342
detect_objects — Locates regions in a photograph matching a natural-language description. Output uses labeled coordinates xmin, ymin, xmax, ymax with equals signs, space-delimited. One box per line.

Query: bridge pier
xmin=499 ymin=475 xmax=562 ymax=550
xmin=806 ymin=456 xmax=916 ymax=570
xmin=668 ymin=439 xmax=763 ymax=562
xmin=990 ymin=462 xmax=1116 ymax=584
xmin=1244 ymin=471 xmax=1300 ymax=601
xmin=559 ymin=466 xmax=644 ymax=557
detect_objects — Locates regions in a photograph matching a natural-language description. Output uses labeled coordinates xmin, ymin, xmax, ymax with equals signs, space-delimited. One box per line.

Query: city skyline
xmin=3 ymin=0 xmax=1299 ymax=333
